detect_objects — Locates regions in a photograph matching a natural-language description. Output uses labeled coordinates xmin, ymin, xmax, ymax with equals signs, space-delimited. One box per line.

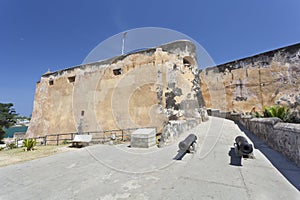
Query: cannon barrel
xmin=179 ymin=134 xmax=197 ymax=152
xmin=235 ymin=136 xmax=253 ymax=155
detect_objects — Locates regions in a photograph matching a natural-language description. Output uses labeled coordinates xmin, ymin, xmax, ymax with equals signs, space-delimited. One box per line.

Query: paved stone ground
xmin=0 ymin=117 xmax=299 ymax=200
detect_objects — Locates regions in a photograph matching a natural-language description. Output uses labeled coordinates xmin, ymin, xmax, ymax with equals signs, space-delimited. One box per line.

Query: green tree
xmin=0 ymin=103 xmax=17 ymax=143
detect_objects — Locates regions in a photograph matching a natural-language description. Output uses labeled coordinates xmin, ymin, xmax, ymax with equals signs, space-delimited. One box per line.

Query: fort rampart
xmin=27 ymin=41 xmax=206 ymax=138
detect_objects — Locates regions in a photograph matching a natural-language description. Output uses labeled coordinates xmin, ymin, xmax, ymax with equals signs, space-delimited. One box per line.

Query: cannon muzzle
xmin=235 ymin=136 xmax=253 ymax=156
xmin=179 ymin=134 xmax=197 ymax=152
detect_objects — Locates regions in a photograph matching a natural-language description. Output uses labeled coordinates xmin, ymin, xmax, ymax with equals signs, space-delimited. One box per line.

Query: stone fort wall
xmin=26 ymin=40 xmax=205 ymax=138
xmin=200 ymin=42 xmax=300 ymax=116
xmin=27 ymin=40 xmax=300 ymax=138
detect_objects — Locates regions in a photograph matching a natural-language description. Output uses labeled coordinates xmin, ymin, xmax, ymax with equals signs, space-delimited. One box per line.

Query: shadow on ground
xmin=173 ymin=150 xmax=187 ymax=160
xmin=228 ymin=147 xmax=242 ymax=166
xmin=236 ymin=122 xmax=300 ymax=191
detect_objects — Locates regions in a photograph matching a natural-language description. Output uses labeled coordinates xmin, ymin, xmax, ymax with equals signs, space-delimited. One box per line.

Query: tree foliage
xmin=0 ymin=103 xmax=17 ymax=143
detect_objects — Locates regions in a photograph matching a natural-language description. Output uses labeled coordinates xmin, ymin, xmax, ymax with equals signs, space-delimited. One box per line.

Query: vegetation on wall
xmin=252 ymin=105 xmax=299 ymax=124
xmin=263 ymin=105 xmax=289 ymax=122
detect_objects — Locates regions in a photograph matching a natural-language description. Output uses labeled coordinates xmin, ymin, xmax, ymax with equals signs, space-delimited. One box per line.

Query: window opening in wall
xmin=81 ymin=110 xmax=85 ymax=117
xmin=113 ymin=68 xmax=122 ymax=75
xmin=183 ymin=56 xmax=194 ymax=67
xmin=49 ymin=80 xmax=54 ymax=85
xmin=68 ymin=76 xmax=76 ymax=83
xmin=183 ymin=58 xmax=191 ymax=67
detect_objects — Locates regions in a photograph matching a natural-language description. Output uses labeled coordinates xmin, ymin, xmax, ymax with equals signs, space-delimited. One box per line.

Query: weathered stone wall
xmin=208 ymin=109 xmax=300 ymax=167
xmin=242 ymin=117 xmax=300 ymax=167
xmin=27 ymin=40 xmax=206 ymax=138
xmin=200 ymin=43 xmax=300 ymax=116
xmin=202 ymin=43 xmax=300 ymax=166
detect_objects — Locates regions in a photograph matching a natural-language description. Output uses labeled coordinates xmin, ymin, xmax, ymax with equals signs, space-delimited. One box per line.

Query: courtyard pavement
xmin=0 ymin=117 xmax=299 ymax=200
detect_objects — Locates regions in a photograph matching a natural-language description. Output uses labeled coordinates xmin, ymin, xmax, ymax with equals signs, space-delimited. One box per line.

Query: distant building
xmin=16 ymin=119 xmax=30 ymax=126
xmin=4 ymin=126 xmax=28 ymax=138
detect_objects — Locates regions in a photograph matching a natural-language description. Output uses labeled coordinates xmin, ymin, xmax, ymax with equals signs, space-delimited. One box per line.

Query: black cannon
xmin=235 ymin=136 xmax=253 ymax=157
xmin=179 ymin=134 xmax=197 ymax=153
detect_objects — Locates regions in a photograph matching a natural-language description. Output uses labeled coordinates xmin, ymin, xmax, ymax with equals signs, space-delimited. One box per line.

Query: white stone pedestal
xmin=131 ymin=128 xmax=156 ymax=148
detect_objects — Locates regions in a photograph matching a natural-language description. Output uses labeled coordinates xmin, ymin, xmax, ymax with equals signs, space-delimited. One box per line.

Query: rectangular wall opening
xmin=113 ymin=68 xmax=122 ymax=76
xmin=68 ymin=76 xmax=76 ymax=83
xmin=49 ymin=80 xmax=54 ymax=85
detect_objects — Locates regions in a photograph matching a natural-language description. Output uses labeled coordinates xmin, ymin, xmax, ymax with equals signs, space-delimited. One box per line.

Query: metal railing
xmin=16 ymin=126 xmax=157 ymax=146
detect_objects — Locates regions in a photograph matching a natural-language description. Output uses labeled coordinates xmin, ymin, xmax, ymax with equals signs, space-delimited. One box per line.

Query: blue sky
xmin=1 ymin=0 xmax=300 ymax=116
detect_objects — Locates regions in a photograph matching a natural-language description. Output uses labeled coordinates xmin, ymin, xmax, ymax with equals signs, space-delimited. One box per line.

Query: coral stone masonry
xmin=27 ymin=41 xmax=300 ymax=152
xmin=27 ymin=40 xmax=206 ymax=138
xmin=200 ymin=42 xmax=300 ymax=118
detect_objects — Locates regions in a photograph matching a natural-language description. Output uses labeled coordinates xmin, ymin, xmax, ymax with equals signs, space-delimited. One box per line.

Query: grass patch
xmin=0 ymin=144 xmax=74 ymax=167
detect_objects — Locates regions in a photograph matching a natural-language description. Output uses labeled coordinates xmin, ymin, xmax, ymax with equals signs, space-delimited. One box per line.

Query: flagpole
xmin=122 ymin=32 xmax=127 ymax=55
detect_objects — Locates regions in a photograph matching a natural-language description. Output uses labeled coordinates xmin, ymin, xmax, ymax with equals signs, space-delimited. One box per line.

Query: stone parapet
xmin=207 ymin=109 xmax=300 ymax=167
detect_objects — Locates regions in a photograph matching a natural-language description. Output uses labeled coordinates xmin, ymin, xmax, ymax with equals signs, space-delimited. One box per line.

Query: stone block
xmin=219 ymin=111 xmax=230 ymax=118
xmin=229 ymin=113 xmax=241 ymax=123
xmin=210 ymin=109 xmax=220 ymax=117
xmin=131 ymin=128 xmax=156 ymax=148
